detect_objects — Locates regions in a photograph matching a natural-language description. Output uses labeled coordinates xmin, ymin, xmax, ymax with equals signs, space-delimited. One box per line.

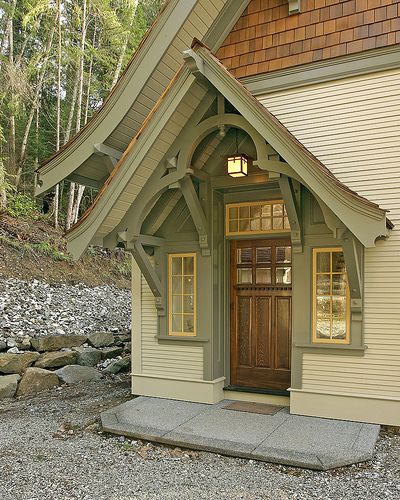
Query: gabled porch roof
xmin=62 ymin=41 xmax=387 ymax=259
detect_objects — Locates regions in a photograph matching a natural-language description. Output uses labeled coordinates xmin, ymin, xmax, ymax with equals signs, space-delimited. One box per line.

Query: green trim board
xmin=242 ymin=45 xmax=400 ymax=96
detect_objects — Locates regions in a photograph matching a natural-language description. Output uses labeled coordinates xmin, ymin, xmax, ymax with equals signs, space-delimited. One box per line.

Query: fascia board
xmin=186 ymin=46 xmax=387 ymax=247
xmin=36 ymin=0 xmax=198 ymax=195
xmin=66 ymin=68 xmax=196 ymax=259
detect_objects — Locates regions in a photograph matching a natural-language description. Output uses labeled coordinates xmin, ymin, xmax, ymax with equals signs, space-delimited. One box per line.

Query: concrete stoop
xmin=101 ymin=396 xmax=380 ymax=470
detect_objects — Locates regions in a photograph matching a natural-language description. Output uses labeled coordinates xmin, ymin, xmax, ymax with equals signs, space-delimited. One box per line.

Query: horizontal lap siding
xmin=260 ymin=69 xmax=400 ymax=399
xmin=141 ymin=274 xmax=204 ymax=380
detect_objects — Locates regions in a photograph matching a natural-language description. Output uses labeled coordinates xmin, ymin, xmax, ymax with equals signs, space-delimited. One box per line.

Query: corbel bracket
xmin=278 ymin=175 xmax=303 ymax=253
xmin=179 ymin=175 xmax=210 ymax=256
xmin=342 ymin=230 xmax=363 ymax=313
xmin=128 ymin=239 xmax=165 ymax=316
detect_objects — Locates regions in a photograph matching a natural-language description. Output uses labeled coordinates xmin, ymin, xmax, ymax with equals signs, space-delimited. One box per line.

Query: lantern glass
xmin=227 ymin=154 xmax=248 ymax=177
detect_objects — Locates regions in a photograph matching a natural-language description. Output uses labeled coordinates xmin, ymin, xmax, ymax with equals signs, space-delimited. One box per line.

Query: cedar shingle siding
xmin=216 ymin=0 xmax=400 ymax=77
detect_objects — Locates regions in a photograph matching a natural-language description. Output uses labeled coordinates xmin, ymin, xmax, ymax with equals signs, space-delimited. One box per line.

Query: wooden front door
xmin=230 ymin=239 xmax=292 ymax=391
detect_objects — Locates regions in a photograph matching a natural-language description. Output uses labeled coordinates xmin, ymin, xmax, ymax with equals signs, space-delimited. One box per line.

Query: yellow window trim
xmin=312 ymin=247 xmax=350 ymax=345
xmin=225 ymin=199 xmax=290 ymax=236
xmin=168 ymin=252 xmax=197 ymax=337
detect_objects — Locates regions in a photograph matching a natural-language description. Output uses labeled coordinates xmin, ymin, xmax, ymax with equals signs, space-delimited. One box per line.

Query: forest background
xmin=0 ymin=0 xmax=163 ymax=229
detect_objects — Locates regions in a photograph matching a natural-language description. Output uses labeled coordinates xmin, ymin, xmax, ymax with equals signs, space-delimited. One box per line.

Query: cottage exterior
xmin=37 ymin=0 xmax=400 ymax=426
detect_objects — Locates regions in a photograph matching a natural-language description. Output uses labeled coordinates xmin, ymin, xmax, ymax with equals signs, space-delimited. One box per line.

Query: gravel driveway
xmin=0 ymin=376 xmax=399 ymax=500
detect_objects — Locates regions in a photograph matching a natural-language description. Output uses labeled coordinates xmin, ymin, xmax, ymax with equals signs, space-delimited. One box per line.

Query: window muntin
xmin=312 ymin=248 xmax=350 ymax=344
xmin=226 ymin=200 xmax=290 ymax=236
xmin=168 ymin=253 xmax=196 ymax=336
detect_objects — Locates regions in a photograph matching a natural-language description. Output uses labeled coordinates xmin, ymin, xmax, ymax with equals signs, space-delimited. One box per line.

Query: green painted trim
xmin=184 ymin=46 xmax=387 ymax=248
xmin=203 ymin=0 xmax=250 ymax=50
xmin=155 ymin=336 xmax=209 ymax=343
xmin=279 ymin=175 xmax=302 ymax=253
xmin=295 ymin=343 xmax=367 ymax=353
xmin=67 ymin=174 xmax=102 ymax=190
xmin=241 ymin=45 xmax=400 ymax=96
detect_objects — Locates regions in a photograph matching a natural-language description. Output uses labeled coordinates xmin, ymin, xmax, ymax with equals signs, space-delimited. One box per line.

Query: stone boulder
xmin=0 ymin=340 xmax=7 ymax=352
xmin=56 ymin=365 xmax=102 ymax=384
xmin=87 ymin=332 xmax=115 ymax=348
xmin=31 ymin=335 xmax=87 ymax=352
xmin=16 ymin=338 xmax=32 ymax=351
xmin=100 ymin=346 xmax=124 ymax=360
xmin=16 ymin=368 xmax=60 ymax=397
xmin=123 ymin=342 xmax=131 ymax=353
xmin=35 ymin=351 xmax=78 ymax=369
xmin=0 ymin=374 xmax=21 ymax=398
xmin=0 ymin=352 xmax=40 ymax=375
xmin=73 ymin=346 xmax=102 ymax=367
xmin=113 ymin=332 xmax=131 ymax=343
xmin=103 ymin=356 xmax=131 ymax=374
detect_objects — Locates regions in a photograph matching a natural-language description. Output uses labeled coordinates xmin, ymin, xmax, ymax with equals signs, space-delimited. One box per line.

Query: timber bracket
xmin=278 ymin=174 xmax=303 ymax=253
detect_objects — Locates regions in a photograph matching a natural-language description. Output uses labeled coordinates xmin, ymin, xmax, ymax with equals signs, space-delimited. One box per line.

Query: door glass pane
xmin=171 ymin=257 xmax=182 ymax=275
xmin=317 ymin=274 xmax=330 ymax=295
xmin=256 ymin=268 xmax=271 ymax=284
xmin=239 ymin=219 xmax=250 ymax=232
xmin=172 ymin=276 xmax=182 ymax=294
xmin=276 ymin=246 xmax=291 ymax=263
xmin=316 ymin=296 xmax=331 ymax=339
xmin=237 ymin=268 xmax=252 ymax=284
xmin=183 ymin=295 xmax=194 ymax=313
xmin=332 ymin=274 xmax=346 ymax=295
xmin=183 ymin=276 xmax=194 ymax=295
xmin=273 ymin=204 xmax=283 ymax=216
xmin=317 ymin=252 xmax=330 ymax=273
xmin=237 ymin=248 xmax=252 ymax=264
xmin=183 ymin=256 xmax=194 ymax=275
xmin=183 ymin=315 xmax=195 ymax=333
xmin=172 ymin=315 xmax=182 ymax=332
xmin=172 ymin=295 xmax=182 ymax=314
xmin=332 ymin=251 xmax=346 ymax=273
xmin=273 ymin=217 xmax=283 ymax=230
xmin=256 ymin=247 xmax=272 ymax=263
xmin=276 ymin=267 xmax=292 ymax=284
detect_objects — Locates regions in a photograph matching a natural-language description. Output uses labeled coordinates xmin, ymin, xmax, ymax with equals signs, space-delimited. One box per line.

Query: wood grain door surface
xmin=230 ymin=239 xmax=292 ymax=391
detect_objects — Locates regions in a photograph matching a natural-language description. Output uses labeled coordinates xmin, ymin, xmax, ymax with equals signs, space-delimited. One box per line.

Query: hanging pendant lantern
xmin=227 ymin=154 xmax=249 ymax=177
xmin=226 ymin=128 xmax=250 ymax=177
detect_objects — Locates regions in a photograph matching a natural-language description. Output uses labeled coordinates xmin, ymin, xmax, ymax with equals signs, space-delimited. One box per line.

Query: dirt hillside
xmin=0 ymin=214 xmax=131 ymax=288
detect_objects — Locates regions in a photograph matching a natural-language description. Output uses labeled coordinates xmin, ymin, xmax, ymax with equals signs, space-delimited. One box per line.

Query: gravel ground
xmin=0 ymin=277 xmax=131 ymax=339
xmin=0 ymin=376 xmax=399 ymax=500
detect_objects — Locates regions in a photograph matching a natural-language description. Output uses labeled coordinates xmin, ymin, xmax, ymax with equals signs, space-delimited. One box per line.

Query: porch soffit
xmin=35 ymin=0 xmax=250 ymax=196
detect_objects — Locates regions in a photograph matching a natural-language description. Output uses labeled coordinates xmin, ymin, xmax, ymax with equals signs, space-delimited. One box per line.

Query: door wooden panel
xmin=230 ymin=239 xmax=292 ymax=391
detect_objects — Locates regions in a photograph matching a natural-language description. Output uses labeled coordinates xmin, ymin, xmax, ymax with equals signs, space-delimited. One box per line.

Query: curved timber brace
xmin=277 ymin=174 xmax=303 ymax=253
xmin=179 ymin=175 xmax=210 ymax=256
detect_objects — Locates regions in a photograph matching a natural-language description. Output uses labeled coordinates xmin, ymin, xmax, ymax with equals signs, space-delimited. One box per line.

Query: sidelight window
xmin=312 ymin=248 xmax=350 ymax=344
xmin=168 ymin=253 xmax=196 ymax=336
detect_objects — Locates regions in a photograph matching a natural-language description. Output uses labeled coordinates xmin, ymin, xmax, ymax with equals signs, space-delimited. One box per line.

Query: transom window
xmin=312 ymin=248 xmax=350 ymax=344
xmin=168 ymin=253 xmax=196 ymax=336
xmin=226 ymin=200 xmax=290 ymax=236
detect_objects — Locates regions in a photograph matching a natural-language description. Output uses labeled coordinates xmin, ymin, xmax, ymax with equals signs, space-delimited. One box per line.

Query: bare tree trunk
xmin=54 ymin=0 xmax=62 ymax=229
xmin=66 ymin=0 xmax=87 ymax=230
xmin=72 ymin=184 xmax=85 ymax=223
xmin=7 ymin=0 xmax=17 ymax=183
xmin=84 ymin=15 xmax=96 ymax=126
xmin=15 ymin=18 xmax=56 ymax=187
xmin=0 ymin=160 xmax=7 ymax=210
xmin=111 ymin=0 xmax=138 ymax=88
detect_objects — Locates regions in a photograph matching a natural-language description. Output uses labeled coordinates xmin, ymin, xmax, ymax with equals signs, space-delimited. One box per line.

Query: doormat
xmin=223 ymin=401 xmax=283 ymax=415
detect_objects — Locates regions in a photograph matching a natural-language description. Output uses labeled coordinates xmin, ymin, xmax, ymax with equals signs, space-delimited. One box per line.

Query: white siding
xmin=260 ymin=69 xmax=400 ymax=400
xmin=140 ymin=274 xmax=204 ymax=380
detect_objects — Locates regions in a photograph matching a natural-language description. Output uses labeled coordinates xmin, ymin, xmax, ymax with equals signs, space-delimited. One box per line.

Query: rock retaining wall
xmin=0 ymin=332 xmax=131 ymax=398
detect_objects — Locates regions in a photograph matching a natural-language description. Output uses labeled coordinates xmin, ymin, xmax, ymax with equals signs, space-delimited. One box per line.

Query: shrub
xmin=7 ymin=193 xmax=39 ymax=218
